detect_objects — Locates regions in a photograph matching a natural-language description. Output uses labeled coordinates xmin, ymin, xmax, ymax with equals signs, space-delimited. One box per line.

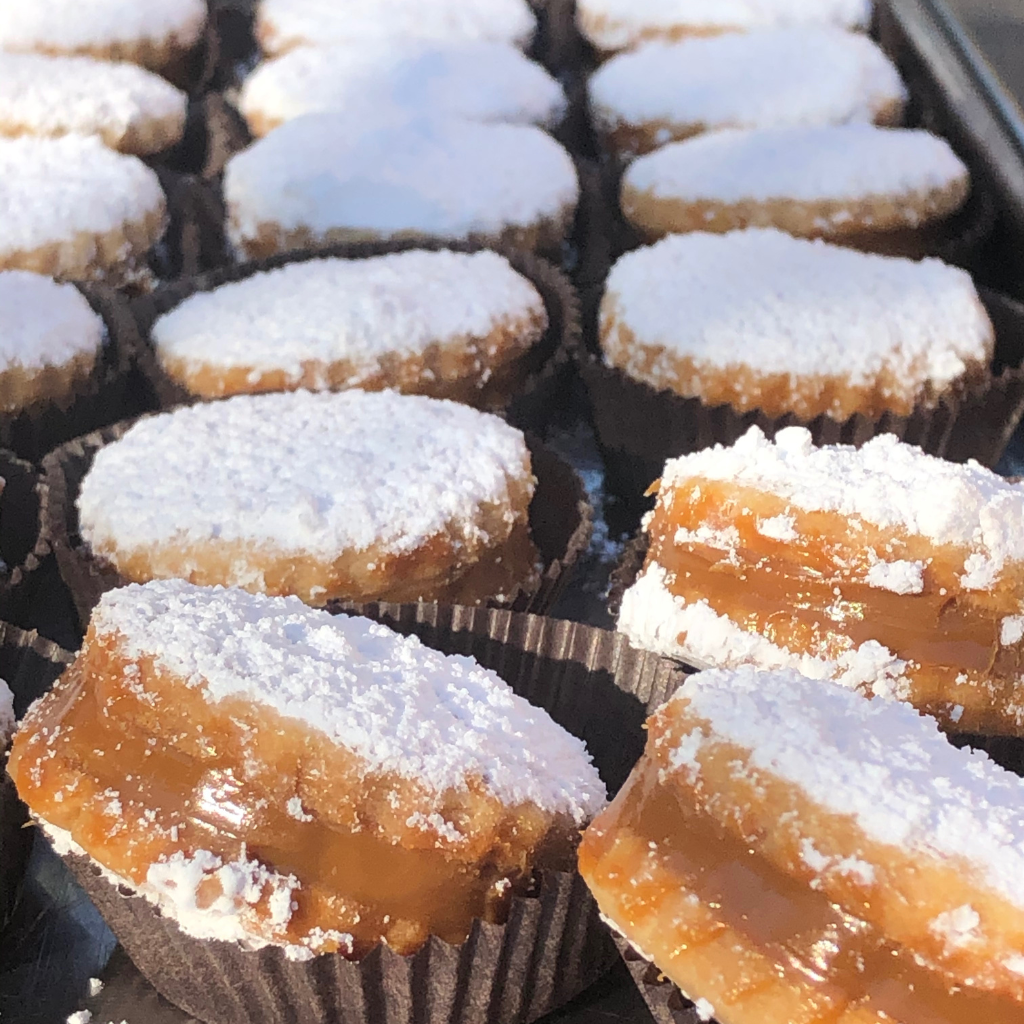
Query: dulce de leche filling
xmin=579 ymin=757 xmax=1024 ymax=1024
xmin=10 ymin=636 xmax=569 ymax=957
xmin=646 ymin=478 xmax=1024 ymax=733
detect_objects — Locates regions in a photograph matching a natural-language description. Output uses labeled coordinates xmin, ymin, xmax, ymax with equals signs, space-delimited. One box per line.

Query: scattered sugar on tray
xmin=91 ymin=580 xmax=606 ymax=820
xmin=77 ymin=389 xmax=533 ymax=561
xmin=0 ymin=271 xmax=105 ymax=370
xmin=151 ymin=250 xmax=545 ymax=384
xmin=224 ymin=113 xmax=578 ymax=249
xmin=656 ymin=426 xmax=1024 ymax=579
xmin=662 ymin=665 xmax=1024 ymax=911
xmin=589 ymin=28 xmax=904 ymax=134
xmin=240 ymin=39 xmax=564 ymax=131
xmin=0 ymin=135 xmax=164 ymax=257
xmin=0 ymin=0 xmax=206 ymax=53
xmin=602 ymin=230 xmax=992 ymax=398
xmin=578 ymin=0 xmax=871 ymax=50
xmin=0 ymin=52 xmax=186 ymax=149
xmin=257 ymin=0 xmax=536 ymax=51
xmin=624 ymin=125 xmax=967 ymax=205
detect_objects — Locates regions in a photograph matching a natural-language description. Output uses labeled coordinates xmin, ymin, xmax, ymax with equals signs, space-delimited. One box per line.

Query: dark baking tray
xmin=5 ymin=1 xmax=1024 ymax=1022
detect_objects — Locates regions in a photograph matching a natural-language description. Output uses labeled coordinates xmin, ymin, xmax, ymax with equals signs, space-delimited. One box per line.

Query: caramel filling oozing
xmin=646 ymin=478 xmax=1024 ymax=733
xmin=10 ymin=637 xmax=570 ymax=956
xmin=579 ymin=758 xmax=1024 ymax=1024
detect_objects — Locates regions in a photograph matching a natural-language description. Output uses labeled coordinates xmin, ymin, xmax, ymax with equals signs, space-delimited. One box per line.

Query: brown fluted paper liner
xmin=129 ymin=239 xmax=581 ymax=431
xmin=42 ymin=422 xmax=592 ymax=636
xmin=611 ymin=935 xmax=705 ymax=1024
xmin=577 ymin=287 xmax=1024 ymax=514
xmin=0 ymin=623 xmax=75 ymax=928
xmin=55 ymin=604 xmax=690 ymax=1024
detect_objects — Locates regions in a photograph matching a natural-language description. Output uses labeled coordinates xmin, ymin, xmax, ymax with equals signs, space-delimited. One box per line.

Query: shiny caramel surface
xmin=10 ymin=633 xmax=573 ymax=956
xmin=580 ymin=758 xmax=1024 ymax=1024
xmin=646 ymin=477 xmax=1024 ymax=734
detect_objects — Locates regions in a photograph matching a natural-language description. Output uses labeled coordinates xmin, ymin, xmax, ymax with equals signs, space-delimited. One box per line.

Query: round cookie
xmin=577 ymin=0 xmax=873 ymax=53
xmin=599 ymin=229 xmax=994 ymax=422
xmin=0 ymin=52 xmax=187 ymax=155
xmin=223 ymin=114 xmax=579 ymax=259
xmin=256 ymin=0 xmax=537 ymax=56
xmin=239 ymin=39 xmax=566 ymax=138
xmin=0 ymin=134 xmax=165 ymax=284
xmin=621 ymin=125 xmax=971 ymax=249
xmin=77 ymin=389 xmax=542 ymax=606
xmin=588 ymin=28 xmax=906 ymax=157
xmin=0 ymin=135 xmax=166 ymax=285
xmin=0 ymin=0 xmax=207 ymax=73
xmin=150 ymin=250 xmax=548 ymax=405
xmin=0 ymin=271 xmax=105 ymax=413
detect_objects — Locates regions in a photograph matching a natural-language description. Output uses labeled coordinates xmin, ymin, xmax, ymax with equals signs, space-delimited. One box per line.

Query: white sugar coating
xmin=657 ymin=426 xmax=1024 ymax=579
xmin=239 ymin=40 xmax=565 ymax=132
xmin=589 ymin=29 xmax=905 ymax=135
xmin=666 ymin=664 xmax=1024 ymax=911
xmin=0 ymin=135 xmax=164 ymax=258
xmin=624 ymin=125 xmax=968 ymax=207
xmin=0 ymin=0 xmax=206 ymax=54
xmin=151 ymin=250 xmax=545 ymax=383
xmin=257 ymin=0 xmax=537 ymax=52
xmin=224 ymin=113 xmax=578 ymax=248
xmin=0 ymin=271 xmax=105 ymax=371
xmin=91 ymin=580 xmax=606 ymax=820
xmin=619 ymin=562 xmax=913 ymax=700
xmin=0 ymin=53 xmax=186 ymax=148
xmin=602 ymin=229 xmax=992 ymax=394
xmin=578 ymin=0 xmax=871 ymax=50
xmin=78 ymin=389 xmax=534 ymax=561
xmin=0 ymin=678 xmax=13 ymax=747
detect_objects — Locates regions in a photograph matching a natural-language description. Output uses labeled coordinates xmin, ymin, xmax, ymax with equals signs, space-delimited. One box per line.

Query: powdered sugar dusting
xmin=665 ymin=665 xmax=1024 ymax=911
xmin=78 ymin=389 xmax=533 ymax=561
xmin=91 ymin=580 xmax=606 ymax=819
xmin=224 ymin=113 xmax=578 ymax=250
xmin=618 ymin=562 xmax=912 ymax=699
xmin=0 ymin=134 xmax=164 ymax=259
xmin=625 ymin=125 xmax=967 ymax=206
xmin=240 ymin=40 xmax=564 ymax=132
xmin=0 ymin=271 xmax=104 ymax=370
xmin=578 ymin=0 xmax=872 ymax=50
xmin=0 ymin=678 xmax=13 ymax=747
xmin=657 ymin=427 xmax=1024 ymax=575
xmin=258 ymin=0 xmax=536 ymax=53
xmin=151 ymin=250 xmax=544 ymax=385
xmin=590 ymin=28 xmax=904 ymax=135
xmin=0 ymin=52 xmax=186 ymax=149
xmin=865 ymin=559 xmax=925 ymax=596
xmin=602 ymin=230 xmax=993 ymax=397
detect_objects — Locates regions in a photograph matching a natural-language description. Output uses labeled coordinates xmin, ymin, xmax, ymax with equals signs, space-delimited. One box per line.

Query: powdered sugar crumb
xmin=590 ymin=28 xmax=904 ymax=135
xmin=694 ymin=998 xmax=715 ymax=1022
xmin=78 ymin=389 xmax=533 ymax=563
xmin=865 ymin=558 xmax=925 ymax=596
xmin=87 ymin=979 xmax=104 ymax=997
xmin=665 ymin=666 xmax=1024 ymax=912
xmin=601 ymin=230 xmax=993 ymax=402
xmin=756 ymin=513 xmax=797 ymax=542
xmin=151 ymin=250 xmax=544 ymax=387
xmin=90 ymin=580 xmax=606 ymax=819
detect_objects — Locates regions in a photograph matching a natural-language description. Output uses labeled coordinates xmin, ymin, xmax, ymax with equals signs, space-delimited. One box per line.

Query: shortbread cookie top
xmin=0 ymin=135 xmax=165 ymax=260
xmin=91 ymin=580 xmax=605 ymax=818
xmin=151 ymin=250 xmax=545 ymax=384
xmin=0 ymin=271 xmax=105 ymax=370
xmin=0 ymin=52 xmax=187 ymax=152
xmin=602 ymin=230 xmax=992 ymax=407
xmin=78 ymin=389 xmax=534 ymax=561
xmin=0 ymin=0 xmax=206 ymax=55
xmin=239 ymin=40 xmax=565 ymax=134
xmin=224 ymin=114 xmax=578 ymax=248
xmin=257 ymin=0 xmax=537 ymax=55
xmin=624 ymin=125 xmax=968 ymax=207
xmin=578 ymin=0 xmax=872 ymax=51
xmin=662 ymin=664 xmax=1024 ymax=909
xmin=658 ymin=426 xmax=1024 ymax=580
xmin=590 ymin=29 xmax=905 ymax=136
